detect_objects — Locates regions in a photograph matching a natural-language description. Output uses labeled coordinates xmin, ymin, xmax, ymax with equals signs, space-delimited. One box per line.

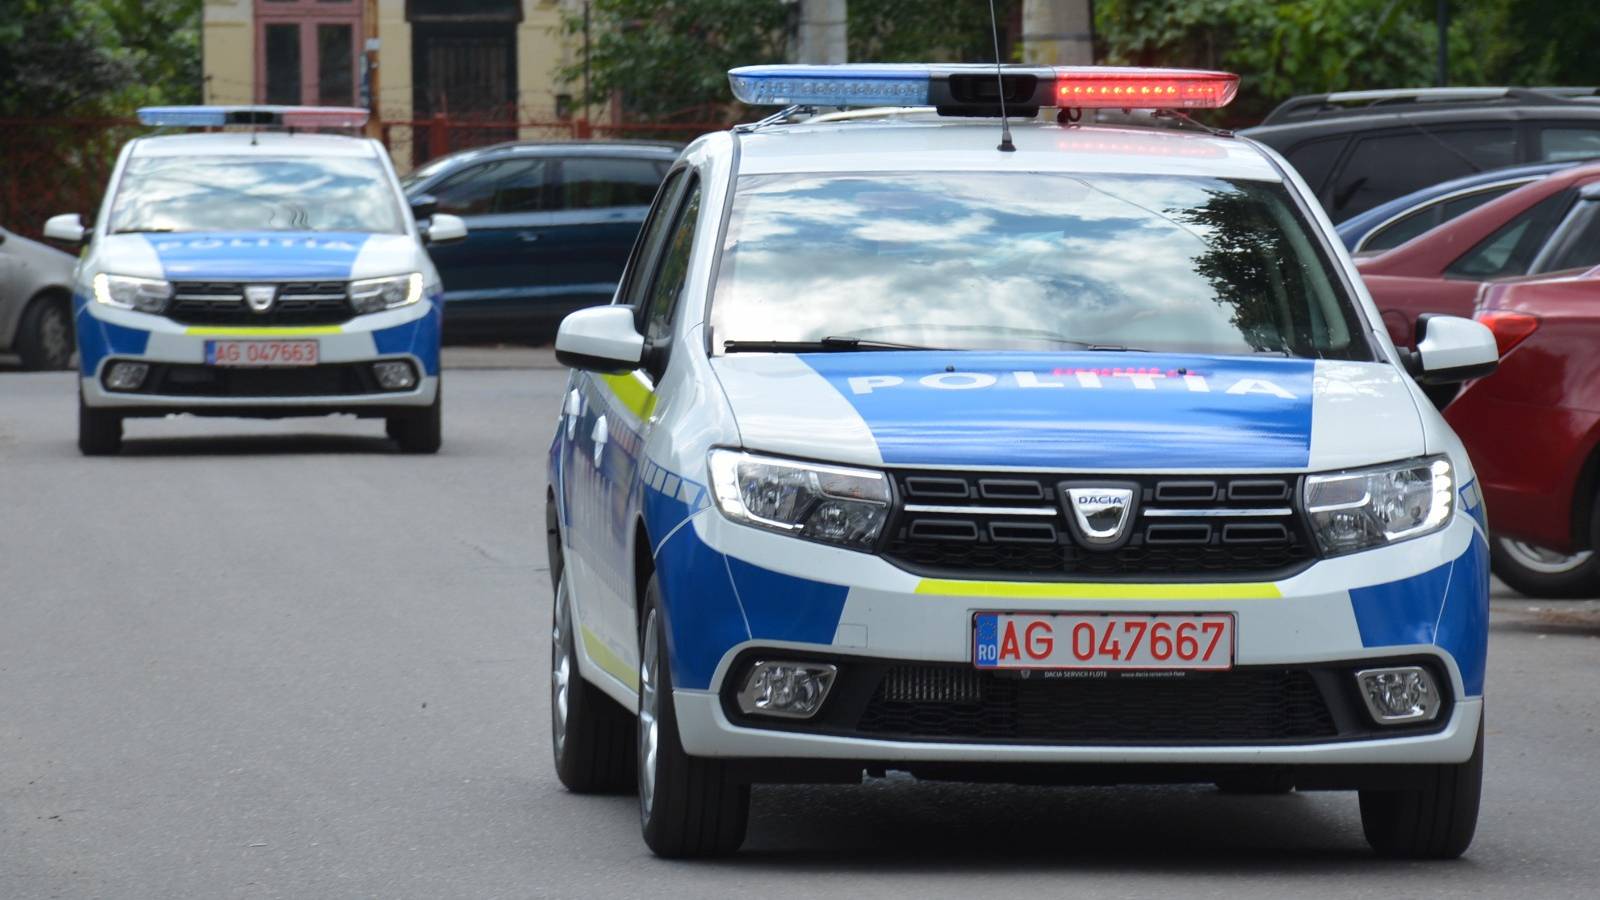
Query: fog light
xmin=1356 ymin=666 xmax=1440 ymax=724
xmin=372 ymin=360 xmax=417 ymax=390
xmin=104 ymin=361 xmax=149 ymax=391
xmin=736 ymin=660 xmax=837 ymax=719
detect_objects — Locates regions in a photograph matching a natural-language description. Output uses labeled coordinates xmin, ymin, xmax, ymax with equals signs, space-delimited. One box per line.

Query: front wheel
xmin=16 ymin=294 xmax=74 ymax=370
xmin=637 ymin=579 xmax=748 ymax=857
xmin=550 ymin=571 xmax=635 ymax=793
xmin=1490 ymin=536 xmax=1600 ymax=599
xmin=78 ymin=391 xmax=122 ymax=456
xmin=387 ymin=388 xmax=441 ymax=454
xmin=1358 ymin=718 xmax=1483 ymax=859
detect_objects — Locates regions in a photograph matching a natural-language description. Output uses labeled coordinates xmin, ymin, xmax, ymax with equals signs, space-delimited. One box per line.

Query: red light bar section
xmin=1051 ymin=67 xmax=1239 ymax=109
xmin=279 ymin=106 xmax=371 ymax=128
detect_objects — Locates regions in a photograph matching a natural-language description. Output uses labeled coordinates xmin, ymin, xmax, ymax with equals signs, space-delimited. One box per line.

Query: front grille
xmin=883 ymin=471 xmax=1317 ymax=579
xmin=167 ymin=281 xmax=354 ymax=325
xmin=857 ymin=664 xmax=1338 ymax=743
xmin=122 ymin=362 xmax=382 ymax=397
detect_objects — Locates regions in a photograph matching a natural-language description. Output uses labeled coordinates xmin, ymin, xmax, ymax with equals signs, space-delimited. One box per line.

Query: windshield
xmin=710 ymin=171 xmax=1368 ymax=359
xmin=109 ymin=155 xmax=405 ymax=234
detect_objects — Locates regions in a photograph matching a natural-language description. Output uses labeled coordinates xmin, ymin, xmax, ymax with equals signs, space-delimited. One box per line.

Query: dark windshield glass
xmin=711 ymin=172 xmax=1367 ymax=359
xmin=110 ymin=155 xmax=405 ymax=234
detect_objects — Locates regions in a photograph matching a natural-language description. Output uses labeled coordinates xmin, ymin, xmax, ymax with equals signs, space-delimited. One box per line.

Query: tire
xmin=387 ymin=388 xmax=441 ymax=454
xmin=1490 ymin=535 xmax=1600 ymax=599
xmin=77 ymin=391 xmax=122 ymax=456
xmin=15 ymin=293 xmax=74 ymax=370
xmin=1359 ymin=717 xmax=1483 ymax=859
xmin=637 ymin=579 xmax=749 ymax=858
xmin=550 ymin=568 xmax=636 ymax=793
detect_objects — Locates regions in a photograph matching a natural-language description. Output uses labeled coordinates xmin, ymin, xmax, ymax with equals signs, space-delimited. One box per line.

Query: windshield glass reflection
xmin=711 ymin=172 xmax=1365 ymax=359
xmin=110 ymin=156 xmax=405 ymax=234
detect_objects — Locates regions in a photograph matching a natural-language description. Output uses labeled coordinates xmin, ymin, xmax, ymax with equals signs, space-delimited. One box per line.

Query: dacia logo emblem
xmin=1061 ymin=482 xmax=1139 ymax=548
xmin=244 ymin=284 xmax=277 ymax=313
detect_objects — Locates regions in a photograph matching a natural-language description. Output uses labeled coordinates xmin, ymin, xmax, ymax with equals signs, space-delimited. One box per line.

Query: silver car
xmin=1 ymin=225 xmax=76 ymax=369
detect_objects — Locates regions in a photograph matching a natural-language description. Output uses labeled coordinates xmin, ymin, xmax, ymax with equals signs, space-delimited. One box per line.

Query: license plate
xmin=205 ymin=340 xmax=319 ymax=367
xmin=973 ymin=612 xmax=1235 ymax=671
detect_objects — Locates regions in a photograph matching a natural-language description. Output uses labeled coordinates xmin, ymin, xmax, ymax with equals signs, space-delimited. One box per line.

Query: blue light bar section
xmin=137 ymin=106 xmax=230 ymax=127
xmin=729 ymin=65 xmax=932 ymax=107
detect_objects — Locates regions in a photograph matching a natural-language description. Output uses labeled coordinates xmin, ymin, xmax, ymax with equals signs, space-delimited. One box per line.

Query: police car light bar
xmin=728 ymin=65 xmax=1238 ymax=111
xmin=137 ymin=105 xmax=371 ymax=129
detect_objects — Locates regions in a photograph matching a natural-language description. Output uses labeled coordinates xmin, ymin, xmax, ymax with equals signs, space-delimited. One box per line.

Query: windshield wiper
xmin=723 ymin=336 xmax=947 ymax=353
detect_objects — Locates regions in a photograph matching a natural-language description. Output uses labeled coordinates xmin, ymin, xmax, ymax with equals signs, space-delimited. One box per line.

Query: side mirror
xmin=555 ymin=306 xmax=644 ymax=373
xmin=422 ymin=212 xmax=467 ymax=245
xmin=409 ymin=193 xmax=439 ymax=222
xmin=1404 ymin=314 xmax=1499 ymax=384
xmin=43 ymin=213 xmax=87 ymax=246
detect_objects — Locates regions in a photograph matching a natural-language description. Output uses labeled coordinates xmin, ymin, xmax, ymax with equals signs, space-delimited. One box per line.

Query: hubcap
xmin=638 ymin=609 xmax=660 ymax=823
xmin=1498 ymin=537 xmax=1592 ymax=575
xmin=39 ymin=305 xmax=71 ymax=367
xmin=551 ymin=577 xmax=571 ymax=760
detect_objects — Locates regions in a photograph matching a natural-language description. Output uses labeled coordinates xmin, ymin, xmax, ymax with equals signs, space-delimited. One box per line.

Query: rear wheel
xmin=637 ymin=580 xmax=748 ymax=857
xmin=16 ymin=294 xmax=74 ymax=370
xmin=387 ymin=388 xmax=441 ymax=454
xmin=1490 ymin=535 xmax=1600 ymax=598
xmin=1358 ymin=718 xmax=1483 ymax=859
xmin=77 ymin=391 xmax=122 ymax=456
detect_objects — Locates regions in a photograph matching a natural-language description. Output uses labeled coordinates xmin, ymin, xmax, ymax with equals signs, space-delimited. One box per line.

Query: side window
xmin=1284 ymin=137 xmax=1347 ymax=194
xmin=1538 ymin=126 xmax=1600 ymax=162
xmin=1534 ymin=200 xmax=1600 ymax=274
xmin=1329 ymin=128 xmax=1516 ymax=221
xmin=1446 ymin=190 xmax=1572 ymax=279
xmin=492 ymin=158 xmax=551 ymax=214
xmin=1361 ymin=184 xmax=1521 ymax=253
xmin=558 ymin=157 xmax=665 ymax=210
xmin=642 ymin=180 xmax=703 ymax=344
xmin=617 ymin=169 xmax=687 ymax=308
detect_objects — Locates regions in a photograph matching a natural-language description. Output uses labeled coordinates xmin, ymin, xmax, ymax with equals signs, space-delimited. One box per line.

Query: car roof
xmin=733 ymin=115 xmax=1282 ymax=181
xmin=408 ymin=140 xmax=681 ymax=177
xmin=1336 ymin=160 xmax=1584 ymax=239
xmin=128 ymin=131 xmax=383 ymax=158
xmin=1255 ymin=86 xmax=1600 ymax=126
xmin=1240 ymin=103 xmax=1600 ymax=147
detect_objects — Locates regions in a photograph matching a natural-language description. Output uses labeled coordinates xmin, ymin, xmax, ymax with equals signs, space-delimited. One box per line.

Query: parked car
xmin=1446 ymin=271 xmax=1600 ymax=596
xmin=1 ymin=224 xmax=77 ymax=369
xmin=1358 ymin=161 xmax=1600 ymax=348
xmin=1241 ymin=86 xmax=1600 ymax=222
xmin=1337 ymin=160 xmax=1584 ymax=254
xmin=401 ymin=141 xmax=679 ymax=344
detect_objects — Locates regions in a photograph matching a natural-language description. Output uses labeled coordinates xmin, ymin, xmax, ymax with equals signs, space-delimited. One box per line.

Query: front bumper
xmin=76 ymin=296 xmax=440 ymax=411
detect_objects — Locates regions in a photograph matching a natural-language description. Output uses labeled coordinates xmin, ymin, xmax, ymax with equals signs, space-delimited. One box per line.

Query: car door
xmin=419 ymin=155 xmax=557 ymax=335
xmin=561 ymin=168 xmax=692 ymax=674
xmin=535 ymin=156 xmax=670 ymax=315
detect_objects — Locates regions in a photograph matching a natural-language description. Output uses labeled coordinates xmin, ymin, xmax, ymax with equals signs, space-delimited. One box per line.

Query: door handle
xmin=591 ymin=415 xmax=608 ymax=469
xmin=516 ymin=231 xmax=541 ymax=243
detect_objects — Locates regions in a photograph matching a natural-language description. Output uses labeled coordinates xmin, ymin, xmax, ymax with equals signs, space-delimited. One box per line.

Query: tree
xmin=850 ymin=0 xmax=1020 ymax=64
xmin=0 ymin=0 xmax=133 ymax=118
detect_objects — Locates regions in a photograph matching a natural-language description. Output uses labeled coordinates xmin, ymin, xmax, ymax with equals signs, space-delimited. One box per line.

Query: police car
xmin=544 ymin=65 xmax=1501 ymax=859
xmin=44 ymin=106 xmax=460 ymax=455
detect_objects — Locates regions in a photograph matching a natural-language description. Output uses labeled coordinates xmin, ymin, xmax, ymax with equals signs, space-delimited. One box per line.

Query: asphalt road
xmin=3 ymin=365 xmax=1599 ymax=899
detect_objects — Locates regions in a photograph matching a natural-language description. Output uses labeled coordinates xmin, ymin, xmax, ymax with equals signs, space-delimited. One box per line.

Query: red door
xmin=256 ymin=0 xmax=362 ymax=107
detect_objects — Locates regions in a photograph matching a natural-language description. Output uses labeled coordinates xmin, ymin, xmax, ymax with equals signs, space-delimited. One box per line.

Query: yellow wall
xmin=201 ymin=0 xmax=254 ymax=104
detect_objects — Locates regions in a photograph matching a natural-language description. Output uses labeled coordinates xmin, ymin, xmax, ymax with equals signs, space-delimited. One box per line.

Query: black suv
xmin=1240 ymin=87 xmax=1600 ymax=222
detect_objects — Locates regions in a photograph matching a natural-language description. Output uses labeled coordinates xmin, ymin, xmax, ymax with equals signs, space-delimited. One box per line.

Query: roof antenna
xmin=988 ymin=0 xmax=1015 ymax=152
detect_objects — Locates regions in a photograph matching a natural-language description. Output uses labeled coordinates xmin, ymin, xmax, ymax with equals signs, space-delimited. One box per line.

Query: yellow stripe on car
xmin=913 ymin=579 xmax=1282 ymax=601
xmin=581 ymin=625 xmax=639 ymax=690
xmin=600 ymin=371 xmax=657 ymax=420
xmin=184 ymin=325 xmax=345 ymax=337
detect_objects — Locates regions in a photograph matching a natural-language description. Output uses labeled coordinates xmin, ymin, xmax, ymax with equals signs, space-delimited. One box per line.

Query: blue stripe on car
xmin=372 ymin=297 xmax=443 ymax=375
xmin=1347 ymin=534 xmax=1490 ymax=695
xmin=799 ymin=351 xmax=1316 ymax=469
xmin=75 ymin=296 xmax=151 ymax=373
xmin=143 ymin=232 xmax=372 ymax=280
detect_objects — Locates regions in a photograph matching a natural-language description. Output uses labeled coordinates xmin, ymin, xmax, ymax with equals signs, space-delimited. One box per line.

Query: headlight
xmin=708 ymin=449 xmax=891 ymax=551
xmin=349 ymin=273 xmax=423 ymax=313
xmin=92 ymin=273 xmax=171 ymax=313
xmin=1305 ymin=456 xmax=1454 ymax=556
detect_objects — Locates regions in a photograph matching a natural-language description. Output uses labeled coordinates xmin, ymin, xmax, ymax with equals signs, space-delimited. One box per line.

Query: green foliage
xmin=559 ymin=0 xmax=792 ymax=121
xmin=0 ymin=0 xmax=200 ymax=118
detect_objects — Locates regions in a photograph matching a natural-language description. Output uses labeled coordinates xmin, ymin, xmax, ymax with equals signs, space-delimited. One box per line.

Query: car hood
xmin=710 ymin=352 xmax=1424 ymax=472
xmin=93 ymin=231 xmax=418 ymax=282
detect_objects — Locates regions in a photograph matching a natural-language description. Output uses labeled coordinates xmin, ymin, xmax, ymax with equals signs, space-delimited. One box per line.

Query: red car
xmin=1447 ymin=272 xmax=1600 ymax=596
xmin=1360 ymin=165 xmax=1600 ymax=595
xmin=1360 ymin=161 xmax=1600 ymax=348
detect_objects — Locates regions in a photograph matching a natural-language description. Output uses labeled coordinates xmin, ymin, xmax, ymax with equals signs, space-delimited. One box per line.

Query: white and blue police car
xmin=44 ymin=106 xmax=463 ymax=455
xmin=544 ymin=65 xmax=1501 ymax=859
